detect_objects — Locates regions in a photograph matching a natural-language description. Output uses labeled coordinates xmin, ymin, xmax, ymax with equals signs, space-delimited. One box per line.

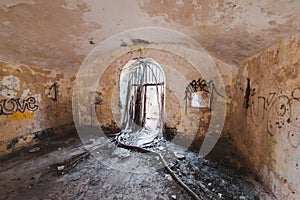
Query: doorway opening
xmin=117 ymin=57 xmax=166 ymax=147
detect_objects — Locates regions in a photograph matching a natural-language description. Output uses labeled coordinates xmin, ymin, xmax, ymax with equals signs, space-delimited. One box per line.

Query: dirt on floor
xmin=0 ymin=133 xmax=275 ymax=200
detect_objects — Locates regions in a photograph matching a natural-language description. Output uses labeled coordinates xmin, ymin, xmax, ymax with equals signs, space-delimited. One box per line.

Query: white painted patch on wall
xmin=34 ymin=94 xmax=42 ymax=103
xmin=1 ymin=88 xmax=16 ymax=98
xmin=191 ymin=91 xmax=211 ymax=108
xmin=0 ymin=75 xmax=20 ymax=98
xmin=2 ymin=75 xmax=20 ymax=90
xmin=22 ymin=89 xmax=31 ymax=97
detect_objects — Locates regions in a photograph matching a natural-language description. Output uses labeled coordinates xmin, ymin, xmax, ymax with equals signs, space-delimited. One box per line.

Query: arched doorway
xmin=118 ymin=57 xmax=166 ymax=146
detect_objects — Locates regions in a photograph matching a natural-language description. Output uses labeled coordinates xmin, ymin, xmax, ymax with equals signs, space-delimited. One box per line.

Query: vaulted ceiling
xmin=1 ymin=0 xmax=300 ymax=72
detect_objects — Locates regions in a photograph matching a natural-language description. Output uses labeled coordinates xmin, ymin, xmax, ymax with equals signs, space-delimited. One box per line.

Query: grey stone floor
xmin=0 ymin=136 xmax=275 ymax=200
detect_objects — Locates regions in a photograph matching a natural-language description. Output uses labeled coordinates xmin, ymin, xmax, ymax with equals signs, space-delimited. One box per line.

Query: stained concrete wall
xmin=228 ymin=33 xmax=300 ymax=199
xmin=89 ymin=48 xmax=234 ymax=146
xmin=95 ymin=49 xmax=203 ymax=141
xmin=0 ymin=61 xmax=75 ymax=155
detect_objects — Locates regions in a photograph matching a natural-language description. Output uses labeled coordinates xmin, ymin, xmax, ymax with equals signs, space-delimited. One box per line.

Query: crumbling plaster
xmin=0 ymin=61 xmax=75 ymax=155
xmin=228 ymin=33 xmax=300 ymax=199
xmin=1 ymin=0 xmax=300 ymax=71
xmin=95 ymin=49 xmax=203 ymax=139
xmin=0 ymin=1 xmax=300 ymax=199
xmin=73 ymin=44 xmax=233 ymax=152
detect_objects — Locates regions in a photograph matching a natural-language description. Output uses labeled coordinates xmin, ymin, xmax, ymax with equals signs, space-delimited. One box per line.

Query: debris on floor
xmin=28 ymin=146 xmax=40 ymax=153
xmin=0 ymin=135 xmax=275 ymax=200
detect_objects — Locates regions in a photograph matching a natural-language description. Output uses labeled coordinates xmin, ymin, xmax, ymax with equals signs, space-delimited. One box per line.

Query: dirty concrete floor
xmin=0 ymin=135 xmax=275 ymax=200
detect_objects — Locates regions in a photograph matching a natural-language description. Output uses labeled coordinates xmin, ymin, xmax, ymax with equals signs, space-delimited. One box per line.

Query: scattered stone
xmin=112 ymin=147 xmax=131 ymax=158
xmin=158 ymin=146 xmax=165 ymax=151
xmin=218 ymin=193 xmax=222 ymax=198
xmin=200 ymin=183 xmax=210 ymax=193
xmin=72 ymin=174 xmax=81 ymax=181
xmin=106 ymin=142 xmax=115 ymax=149
xmin=2 ymin=137 xmax=272 ymax=200
xmin=164 ymin=174 xmax=173 ymax=181
xmin=57 ymin=165 xmax=64 ymax=171
xmin=174 ymin=151 xmax=185 ymax=159
xmin=168 ymin=162 xmax=175 ymax=168
xmin=58 ymin=148 xmax=62 ymax=151
xmin=29 ymin=147 xmax=40 ymax=153
xmin=199 ymin=183 xmax=206 ymax=189
xmin=86 ymin=139 xmax=95 ymax=145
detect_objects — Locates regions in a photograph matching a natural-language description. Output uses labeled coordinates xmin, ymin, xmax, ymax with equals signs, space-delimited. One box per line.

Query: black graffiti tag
xmin=184 ymin=79 xmax=225 ymax=113
xmin=0 ymin=97 xmax=38 ymax=115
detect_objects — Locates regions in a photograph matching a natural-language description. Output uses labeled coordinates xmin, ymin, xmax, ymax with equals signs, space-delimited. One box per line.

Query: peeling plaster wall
xmin=1 ymin=0 xmax=300 ymax=71
xmin=228 ymin=33 xmax=300 ymax=199
xmin=77 ymin=47 xmax=234 ymax=145
xmin=94 ymin=48 xmax=203 ymax=141
xmin=0 ymin=61 xmax=75 ymax=155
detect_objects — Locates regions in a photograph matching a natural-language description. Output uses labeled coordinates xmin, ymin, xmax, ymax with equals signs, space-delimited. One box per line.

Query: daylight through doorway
xmin=117 ymin=57 xmax=166 ymax=147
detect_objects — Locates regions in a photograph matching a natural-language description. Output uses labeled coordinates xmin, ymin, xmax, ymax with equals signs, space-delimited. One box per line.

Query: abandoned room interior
xmin=0 ymin=0 xmax=299 ymax=199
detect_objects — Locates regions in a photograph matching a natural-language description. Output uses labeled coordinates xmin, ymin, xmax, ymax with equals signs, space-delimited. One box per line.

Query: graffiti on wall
xmin=244 ymin=78 xmax=251 ymax=108
xmin=47 ymin=83 xmax=58 ymax=101
xmin=188 ymin=79 xmax=209 ymax=93
xmin=1 ymin=75 xmax=39 ymax=120
xmin=250 ymin=85 xmax=300 ymax=148
xmin=184 ymin=79 xmax=225 ymax=113
xmin=206 ymin=80 xmax=225 ymax=102
xmin=250 ymin=81 xmax=276 ymax=126
xmin=0 ymin=97 xmax=39 ymax=115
